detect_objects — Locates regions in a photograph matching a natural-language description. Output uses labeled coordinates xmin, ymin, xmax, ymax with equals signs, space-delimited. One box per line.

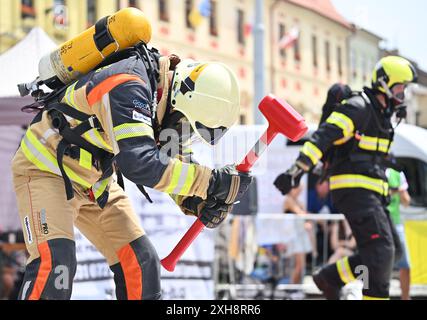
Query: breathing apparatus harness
xmin=19 ymin=40 xmax=161 ymax=207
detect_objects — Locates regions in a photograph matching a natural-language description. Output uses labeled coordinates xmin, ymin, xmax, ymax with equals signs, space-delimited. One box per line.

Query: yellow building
xmin=267 ymin=0 xmax=352 ymax=124
xmin=0 ymin=0 xmax=352 ymax=124
xmin=348 ymin=25 xmax=382 ymax=91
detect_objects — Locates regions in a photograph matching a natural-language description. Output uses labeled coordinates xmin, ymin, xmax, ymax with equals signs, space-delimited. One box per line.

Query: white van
xmin=392 ymin=123 xmax=427 ymax=215
xmin=286 ymin=123 xmax=427 ymax=215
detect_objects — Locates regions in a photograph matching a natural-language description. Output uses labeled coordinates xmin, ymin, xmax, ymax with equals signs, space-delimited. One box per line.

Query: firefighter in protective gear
xmin=12 ymin=48 xmax=253 ymax=300
xmin=274 ymin=56 xmax=417 ymax=300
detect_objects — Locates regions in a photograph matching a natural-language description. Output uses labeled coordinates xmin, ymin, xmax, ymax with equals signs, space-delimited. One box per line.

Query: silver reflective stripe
xmin=23 ymin=136 xmax=61 ymax=175
xmin=42 ymin=129 xmax=58 ymax=143
xmin=102 ymin=93 xmax=120 ymax=155
xmin=87 ymin=129 xmax=105 ymax=149
xmin=21 ymin=281 xmax=32 ymax=300
xmin=172 ymin=163 xmax=191 ymax=195
xmin=113 ymin=124 xmax=153 ymax=139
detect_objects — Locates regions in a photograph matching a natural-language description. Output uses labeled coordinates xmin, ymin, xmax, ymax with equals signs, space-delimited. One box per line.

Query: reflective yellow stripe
xmin=330 ymin=174 xmax=389 ymax=196
xmin=64 ymin=82 xmax=113 ymax=152
xmin=359 ymin=135 xmax=391 ymax=153
xmin=21 ymin=138 xmax=57 ymax=174
xmin=165 ymin=161 xmax=183 ymax=194
xmin=363 ymin=295 xmax=390 ymax=300
xmin=82 ymin=129 xmax=113 ymax=152
xmin=326 ymin=112 xmax=355 ymax=138
xmin=93 ymin=130 xmax=112 ymax=151
xmin=23 ymin=129 xmax=92 ymax=189
xmin=93 ymin=178 xmax=110 ymax=199
xmin=301 ymin=142 xmax=323 ymax=165
xmin=68 ymin=82 xmax=79 ymax=110
xmin=165 ymin=161 xmax=197 ymax=195
xmin=79 ymin=149 xmax=92 ymax=170
xmin=113 ymin=123 xmax=154 ymax=141
xmin=333 ymin=135 xmax=353 ymax=146
xmin=179 ymin=164 xmax=196 ymax=195
xmin=336 ymin=257 xmax=356 ymax=284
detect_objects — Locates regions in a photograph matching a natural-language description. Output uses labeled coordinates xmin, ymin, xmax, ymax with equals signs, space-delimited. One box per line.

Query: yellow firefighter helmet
xmin=170 ymin=60 xmax=240 ymax=145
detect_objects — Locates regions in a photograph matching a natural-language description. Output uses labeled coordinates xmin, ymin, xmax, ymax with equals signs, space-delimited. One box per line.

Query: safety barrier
xmin=214 ymin=213 xmax=427 ymax=300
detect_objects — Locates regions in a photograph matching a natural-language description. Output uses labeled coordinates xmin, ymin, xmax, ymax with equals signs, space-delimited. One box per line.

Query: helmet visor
xmin=195 ymin=121 xmax=228 ymax=146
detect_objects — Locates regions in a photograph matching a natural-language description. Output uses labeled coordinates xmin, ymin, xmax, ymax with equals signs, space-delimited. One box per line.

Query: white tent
xmin=0 ymin=27 xmax=57 ymax=125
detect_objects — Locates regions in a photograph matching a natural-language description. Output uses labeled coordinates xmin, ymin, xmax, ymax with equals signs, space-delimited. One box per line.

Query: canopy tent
xmin=0 ymin=27 xmax=57 ymax=125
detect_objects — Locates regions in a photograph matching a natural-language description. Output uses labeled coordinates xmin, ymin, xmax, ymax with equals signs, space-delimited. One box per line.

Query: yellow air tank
xmin=39 ymin=7 xmax=152 ymax=89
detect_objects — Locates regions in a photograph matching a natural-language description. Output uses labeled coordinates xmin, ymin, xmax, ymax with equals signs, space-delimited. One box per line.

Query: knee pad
xmin=114 ymin=235 xmax=161 ymax=300
xmin=20 ymin=239 xmax=77 ymax=300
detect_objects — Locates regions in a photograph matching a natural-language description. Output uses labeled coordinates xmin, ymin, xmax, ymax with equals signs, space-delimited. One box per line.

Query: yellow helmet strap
xmin=378 ymin=78 xmax=394 ymax=99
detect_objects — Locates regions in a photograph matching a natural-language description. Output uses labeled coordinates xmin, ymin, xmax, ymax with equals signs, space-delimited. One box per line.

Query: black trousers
xmin=321 ymin=189 xmax=402 ymax=299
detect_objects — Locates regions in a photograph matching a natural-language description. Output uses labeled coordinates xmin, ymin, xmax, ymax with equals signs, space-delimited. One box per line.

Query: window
xmin=351 ymin=49 xmax=357 ymax=79
xmin=159 ymin=0 xmax=169 ymax=22
xmin=337 ymin=46 xmax=343 ymax=77
xmin=21 ymin=0 xmax=36 ymax=19
xmin=294 ymin=31 xmax=301 ymax=62
xmin=87 ymin=0 xmax=97 ymax=27
xmin=210 ymin=1 xmax=218 ymax=37
xmin=325 ymin=41 xmax=331 ymax=72
xmin=312 ymin=35 xmax=318 ymax=68
xmin=279 ymin=24 xmax=286 ymax=58
xmin=361 ymin=54 xmax=367 ymax=81
xmin=185 ymin=0 xmax=194 ymax=29
xmin=237 ymin=9 xmax=245 ymax=46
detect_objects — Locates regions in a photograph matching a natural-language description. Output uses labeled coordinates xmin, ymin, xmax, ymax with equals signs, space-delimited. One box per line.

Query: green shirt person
xmin=386 ymin=168 xmax=412 ymax=300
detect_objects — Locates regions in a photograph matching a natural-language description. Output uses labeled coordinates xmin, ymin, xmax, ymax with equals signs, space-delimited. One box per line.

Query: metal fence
xmin=213 ymin=213 xmax=427 ymax=300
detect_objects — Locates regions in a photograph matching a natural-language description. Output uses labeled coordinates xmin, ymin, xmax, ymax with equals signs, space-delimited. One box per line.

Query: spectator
xmin=0 ymin=231 xmax=26 ymax=300
xmin=328 ymin=219 xmax=357 ymax=264
xmin=0 ymin=250 xmax=18 ymax=299
xmin=283 ymin=185 xmax=314 ymax=295
xmin=386 ymin=168 xmax=412 ymax=300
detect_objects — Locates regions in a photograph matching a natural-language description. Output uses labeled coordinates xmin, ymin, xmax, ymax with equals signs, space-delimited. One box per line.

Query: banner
xmin=405 ymin=220 xmax=427 ymax=285
xmin=70 ymin=125 xmax=301 ymax=299
xmin=71 ymin=182 xmax=216 ymax=300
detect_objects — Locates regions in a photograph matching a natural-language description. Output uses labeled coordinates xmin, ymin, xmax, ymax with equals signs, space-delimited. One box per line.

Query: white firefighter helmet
xmin=170 ymin=59 xmax=240 ymax=145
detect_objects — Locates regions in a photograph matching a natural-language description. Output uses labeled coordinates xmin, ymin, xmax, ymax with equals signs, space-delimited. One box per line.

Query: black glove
xmin=181 ymin=197 xmax=232 ymax=229
xmin=274 ymin=163 xmax=305 ymax=195
xmin=207 ymin=165 xmax=253 ymax=204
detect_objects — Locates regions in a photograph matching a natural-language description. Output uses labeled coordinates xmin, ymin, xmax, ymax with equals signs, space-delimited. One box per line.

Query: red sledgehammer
xmin=161 ymin=94 xmax=308 ymax=272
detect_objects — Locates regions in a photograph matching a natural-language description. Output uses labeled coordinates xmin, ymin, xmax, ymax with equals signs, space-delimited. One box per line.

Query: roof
xmin=351 ymin=24 xmax=383 ymax=42
xmin=285 ymin=0 xmax=351 ymax=29
xmin=0 ymin=27 xmax=57 ymax=98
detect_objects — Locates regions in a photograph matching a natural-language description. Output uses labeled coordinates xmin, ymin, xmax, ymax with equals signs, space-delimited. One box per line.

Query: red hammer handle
xmin=161 ymin=127 xmax=276 ymax=272
xmin=161 ymin=95 xmax=308 ymax=272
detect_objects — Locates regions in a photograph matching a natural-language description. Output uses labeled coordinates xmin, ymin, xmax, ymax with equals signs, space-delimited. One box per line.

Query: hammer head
xmin=259 ymin=94 xmax=308 ymax=142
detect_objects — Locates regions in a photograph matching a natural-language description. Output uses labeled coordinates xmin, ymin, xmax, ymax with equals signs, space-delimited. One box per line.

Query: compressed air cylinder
xmin=38 ymin=7 xmax=152 ymax=89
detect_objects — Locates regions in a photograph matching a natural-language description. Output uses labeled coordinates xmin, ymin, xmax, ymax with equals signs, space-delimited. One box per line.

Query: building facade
xmin=267 ymin=0 xmax=351 ymax=124
xmin=0 ymin=0 xmax=358 ymax=125
xmin=348 ymin=26 xmax=382 ymax=91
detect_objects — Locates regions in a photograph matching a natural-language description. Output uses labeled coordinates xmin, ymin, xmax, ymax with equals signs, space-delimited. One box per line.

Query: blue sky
xmin=332 ymin=0 xmax=427 ymax=71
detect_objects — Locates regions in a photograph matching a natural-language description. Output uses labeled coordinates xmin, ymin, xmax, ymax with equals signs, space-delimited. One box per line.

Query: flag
xmin=278 ymin=27 xmax=300 ymax=50
xmin=244 ymin=23 xmax=253 ymax=38
xmin=53 ymin=4 xmax=68 ymax=29
xmin=189 ymin=0 xmax=211 ymax=28
xmin=199 ymin=0 xmax=211 ymax=17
